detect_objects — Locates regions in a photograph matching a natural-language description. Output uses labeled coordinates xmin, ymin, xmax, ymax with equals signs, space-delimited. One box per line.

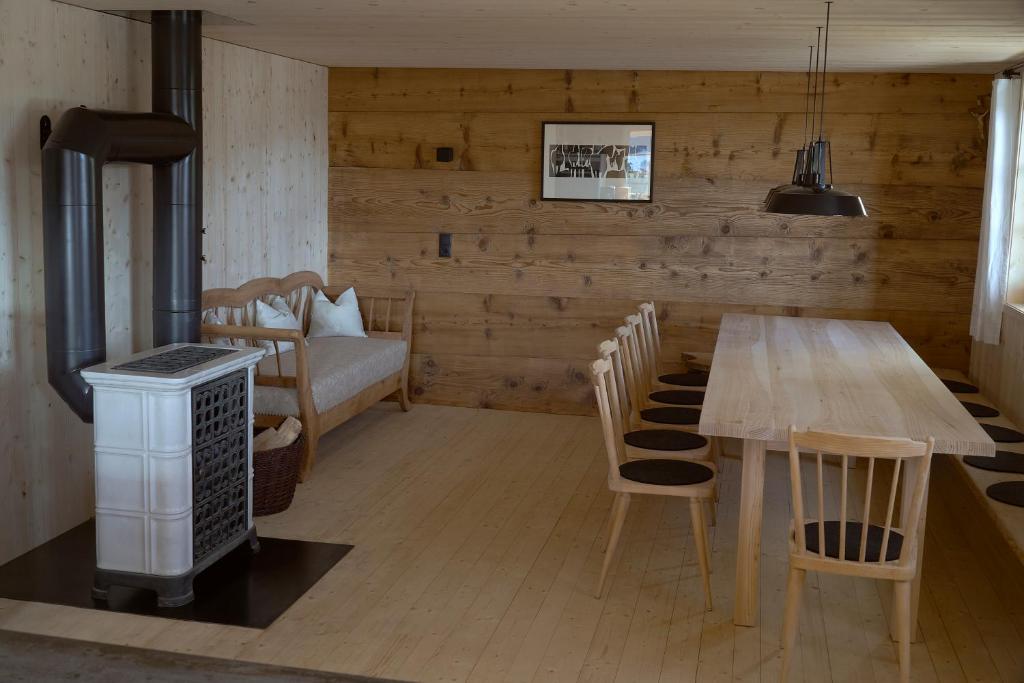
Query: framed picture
xmin=541 ymin=121 xmax=654 ymax=202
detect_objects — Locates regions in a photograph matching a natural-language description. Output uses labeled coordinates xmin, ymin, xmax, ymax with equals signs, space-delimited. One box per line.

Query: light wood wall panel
xmin=0 ymin=0 xmax=327 ymax=565
xmin=971 ymin=306 xmax=1024 ymax=428
xmin=328 ymin=67 xmax=989 ymax=415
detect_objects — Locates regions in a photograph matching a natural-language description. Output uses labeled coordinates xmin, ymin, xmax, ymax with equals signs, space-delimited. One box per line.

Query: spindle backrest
xmin=787 ymin=427 xmax=934 ymax=569
xmin=614 ymin=323 xmax=644 ymax=425
xmin=201 ymin=272 xmax=413 ymax=346
xmin=638 ymin=301 xmax=662 ymax=380
xmin=591 ymin=358 xmax=628 ymax=476
xmin=624 ymin=313 xmax=654 ymax=398
xmin=324 ymin=283 xmax=413 ymax=341
xmin=201 ymin=271 xmax=323 ymax=348
xmin=597 ymin=339 xmax=631 ymax=433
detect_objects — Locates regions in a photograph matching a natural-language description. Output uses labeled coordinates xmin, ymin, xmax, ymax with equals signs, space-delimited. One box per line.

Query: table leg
xmin=891 ymin=458 xmax=928 ymax=643
xmin=734 ymin=438 xmax=767 ymax=627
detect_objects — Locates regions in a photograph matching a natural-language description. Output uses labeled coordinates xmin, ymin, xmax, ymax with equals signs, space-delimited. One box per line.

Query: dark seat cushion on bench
xmin=987 ymin=481 xmax=1024 ymax=508
xmin=981 ymin=424 xmax=1024 ymax=443
xmin=964 ymin=451 xmax=1024 ymax=474
xmin=619 ymin=458 xmax=714 ymax=486
xmin=640 ymin=406 xmax=701 ymax=426
xmin=624 ymin=429 xmax=708 ymax=452
xmin=803 ymin=521 xmax=903 ymax=562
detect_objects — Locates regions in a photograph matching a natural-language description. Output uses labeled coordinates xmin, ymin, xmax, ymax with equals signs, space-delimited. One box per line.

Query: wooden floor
xmin=1 ymin=404 xmax=1023 ymax=682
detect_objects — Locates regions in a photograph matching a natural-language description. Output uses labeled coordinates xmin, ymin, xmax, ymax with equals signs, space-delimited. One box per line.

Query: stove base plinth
xmin=93 ymin=526 xmax=258 ymax=608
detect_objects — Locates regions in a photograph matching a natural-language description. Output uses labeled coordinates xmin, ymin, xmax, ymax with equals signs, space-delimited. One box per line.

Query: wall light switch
xmin=438 ymin=232 xmax=452 ymax=258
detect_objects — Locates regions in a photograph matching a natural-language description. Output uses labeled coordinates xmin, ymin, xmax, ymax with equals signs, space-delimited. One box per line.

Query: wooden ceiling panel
xmin=61 ymin=0 xmax=1023 ymax=72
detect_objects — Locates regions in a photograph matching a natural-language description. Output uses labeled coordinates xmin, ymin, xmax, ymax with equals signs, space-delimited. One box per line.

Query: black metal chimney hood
xmin=42 ymin=10 xmax=204 ymax=422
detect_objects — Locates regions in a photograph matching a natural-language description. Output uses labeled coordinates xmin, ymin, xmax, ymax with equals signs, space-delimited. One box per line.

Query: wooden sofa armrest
xmin=201 ymin=323 xmax=311 ymax=393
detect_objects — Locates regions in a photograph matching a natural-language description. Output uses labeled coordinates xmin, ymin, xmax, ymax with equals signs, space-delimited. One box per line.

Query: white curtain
xmin=971 ymin=77 xmax=1024 ymax=344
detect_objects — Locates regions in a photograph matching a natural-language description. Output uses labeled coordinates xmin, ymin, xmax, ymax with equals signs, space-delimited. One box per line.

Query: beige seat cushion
xmin=255 ymin=336 xmax=407 ymax=417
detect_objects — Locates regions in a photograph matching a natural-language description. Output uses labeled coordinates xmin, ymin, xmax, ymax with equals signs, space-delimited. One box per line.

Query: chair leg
xmin=398 ymin=378 xmax=411 ymax=411
xmin=602 ymin=493 xmax=625 ymax=552
xmin=893 ymin=580 xmax=912 ymax=683
xmin=595 ymin=493 xmax=630 ymax=599
xmin=704 ymin=498 xmax=717 ymax=528
xmin=711 ymin=438 xmax=721 ymax=503
xmin=689 ymin=498 xmax=713 ymax=611
xmin=780 ymin=565 xmax=805 ymax=682
xmin=297 ymin=427 xmax=317 ymax=482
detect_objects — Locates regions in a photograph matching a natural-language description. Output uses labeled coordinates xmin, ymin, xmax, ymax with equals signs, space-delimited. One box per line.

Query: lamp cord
xmin=818 ymin=2 xmax=833 ymax=141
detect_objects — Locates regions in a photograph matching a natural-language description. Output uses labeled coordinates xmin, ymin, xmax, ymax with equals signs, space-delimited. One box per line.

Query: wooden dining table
xmin=699 ymin=314 xmax=996 ymax=630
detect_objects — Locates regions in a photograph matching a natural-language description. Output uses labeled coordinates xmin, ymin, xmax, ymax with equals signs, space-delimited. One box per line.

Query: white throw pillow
xmin=202 ymin=310 xmax=233 ymax=346
xmin=307 ymin=288 xmax=367 ymax=339
xmin=255 ymin=296 xmax=303 ymax=355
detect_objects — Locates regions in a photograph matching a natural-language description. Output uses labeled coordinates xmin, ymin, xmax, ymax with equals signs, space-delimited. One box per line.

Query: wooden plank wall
xmin=971 ymin=305 xmax=1024 ymax=428
xmin=327 ymin=68 xmax=990 ymax=415
xmin=0 ymin=0 xmax=326 ymax=565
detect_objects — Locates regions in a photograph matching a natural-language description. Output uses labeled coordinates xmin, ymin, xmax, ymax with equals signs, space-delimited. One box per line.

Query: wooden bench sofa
xmin=201 ymin=271 xmax=414 ymax=480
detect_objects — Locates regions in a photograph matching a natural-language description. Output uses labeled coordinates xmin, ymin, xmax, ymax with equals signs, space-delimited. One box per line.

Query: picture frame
xmin=540 ymin=121 xmax=654 ymax=202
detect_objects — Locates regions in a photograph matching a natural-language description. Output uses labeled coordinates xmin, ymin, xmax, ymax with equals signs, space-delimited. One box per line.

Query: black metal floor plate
xmin=0 ymin=520 xmax=352 ymax=629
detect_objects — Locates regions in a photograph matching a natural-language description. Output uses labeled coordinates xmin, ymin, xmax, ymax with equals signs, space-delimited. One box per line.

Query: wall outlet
xmin=439 ymin=232 xmax=452 ymax=258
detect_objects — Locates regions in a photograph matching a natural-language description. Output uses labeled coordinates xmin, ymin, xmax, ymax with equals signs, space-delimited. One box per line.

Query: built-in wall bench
xmin=932 ymin=368 xmax=1024 ymax=563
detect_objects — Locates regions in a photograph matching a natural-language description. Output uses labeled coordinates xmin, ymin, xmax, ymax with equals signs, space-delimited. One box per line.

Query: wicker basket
xmin=252 ymin=432 xmax=303 ymax=516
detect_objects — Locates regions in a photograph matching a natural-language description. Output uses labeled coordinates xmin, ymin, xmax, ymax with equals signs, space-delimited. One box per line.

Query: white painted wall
xmin=0 ymin=0 xmax=327 ymax=564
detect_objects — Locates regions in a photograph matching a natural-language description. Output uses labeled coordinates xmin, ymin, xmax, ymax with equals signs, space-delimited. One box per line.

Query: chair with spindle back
xmin=624 ymin=314 xmax=705 ymax=409
xmin=597 ymin=337 xmax=712 ymax=464
xmin=615 ymin=322 xmax=701 ymax=431
xmin=638 ymin=302 xmax=710 ymax=388
xmin=623 ymin=314 xmax=724 ymax=463
xmin=605 ymin=327 xmax=719 ymax=525
xmin=781 ymin=427 xmax=934 ymax=683
xmin=591 ymin=357 xmax=716 ymax=607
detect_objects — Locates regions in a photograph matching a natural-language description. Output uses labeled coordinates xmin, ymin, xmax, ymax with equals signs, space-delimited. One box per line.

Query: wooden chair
xmin=597 ymin=336 xmax=712 ymax=464
xmin=615 ymin=323 xmax=702 ymax=432
xmin=780 ymin=427 xmax=935 ymax=683
xmin=638 ymin=302 xmax=710 ymax=388
xmin=613 ymin=324 xmax=720 ymax=518
xmin=591 ymin=357 xmax=716 ymax=608
xmin=624 ymin=314 xmax=705 ymax=408
xmin=682 ymin=352 xmax=713 ymax=372
xmin=623 ymin=315 xmax=723 ymax=463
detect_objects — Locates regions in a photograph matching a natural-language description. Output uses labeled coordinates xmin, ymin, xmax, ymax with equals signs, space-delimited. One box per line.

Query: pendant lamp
xmin=764 ymin=41 xmax=817 ymax=207
xmin=765 ymin=2 xmax=867 ymax=217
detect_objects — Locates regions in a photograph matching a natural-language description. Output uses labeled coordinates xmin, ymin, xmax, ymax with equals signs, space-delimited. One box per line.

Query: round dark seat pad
xmin=624 ymin=429 xmax=708 ymax=452
xmin=987 ymin=481 xmax=1024 ymax=508
xmin=804 ymin=521 xmax=903 ymax=562
xmin=941 ymin=378 xmax=979 ymax=394
xmin=981 ymin=424 xmax=1024 ymax=443
xmin=640 ymin=406 xmax=701 ymax=426
xmin=961 ymin=401 xmax=999 ymax=418
xmin=964 ymin=451 xmax=1024 ymax=474
xmin=649 ymin=390 xmax=704 ymax=406
xmin=658 ymin=371 xmax=709 ymax=387
xmin=619 ymin=458 xmax=714 ymax=486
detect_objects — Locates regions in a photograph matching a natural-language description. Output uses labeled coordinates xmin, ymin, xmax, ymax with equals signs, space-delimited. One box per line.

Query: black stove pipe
xmin=42 ymin=10 xmax=202 ymax=422
xmin=152 ymin=10 xmax=203 ymax=347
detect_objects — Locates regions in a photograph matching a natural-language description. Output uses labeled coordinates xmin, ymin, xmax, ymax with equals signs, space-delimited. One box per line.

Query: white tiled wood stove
xmin=81 ymin=343 xmax=264 ymax=607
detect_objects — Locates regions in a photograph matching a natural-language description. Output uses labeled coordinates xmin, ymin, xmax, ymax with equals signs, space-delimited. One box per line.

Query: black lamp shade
xmin=764 ymin=185 xmax=867 ymax=217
